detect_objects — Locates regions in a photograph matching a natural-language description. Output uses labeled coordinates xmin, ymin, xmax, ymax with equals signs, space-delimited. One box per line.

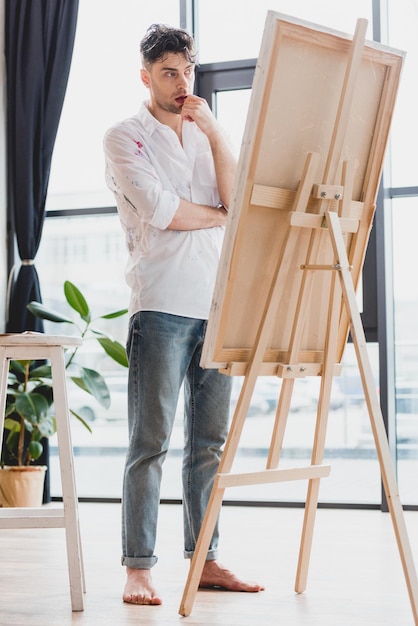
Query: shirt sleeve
xmin=103 ymin=125 xmax=179 ymax=230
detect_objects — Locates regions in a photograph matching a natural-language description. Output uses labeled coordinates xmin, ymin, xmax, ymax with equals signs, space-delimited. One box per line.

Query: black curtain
xmin=5 ymin=0 xmax=79 ymax=332
xmin=4 ymin=0 xmax=79 ymax=500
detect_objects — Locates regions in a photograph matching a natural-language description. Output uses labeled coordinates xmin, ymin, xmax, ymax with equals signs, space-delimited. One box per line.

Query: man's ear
xmin=141 ymin=68 xmax=150 ymax=88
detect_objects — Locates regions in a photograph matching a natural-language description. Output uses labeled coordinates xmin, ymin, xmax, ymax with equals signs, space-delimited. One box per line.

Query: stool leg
xmin=50 ymin=346 xmax=85 ymax=611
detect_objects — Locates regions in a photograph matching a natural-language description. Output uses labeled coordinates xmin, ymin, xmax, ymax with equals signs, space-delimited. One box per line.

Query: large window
xmin=386 ymin=0 xmax=418 ymax=187
xmin=197 ymin=0 xmax=373 ymax=63
xmin=386 ymin=0 xmax=418 ymax=506
xmin=39 ymin=0 xmax=181 ymax=499
xmin=34 ymin=0 xmax=418 ymax=509
xmin=45 ymin=0 xmax=180 ymax=211
xmin=392 ymin=197 xmax=418 ymax=505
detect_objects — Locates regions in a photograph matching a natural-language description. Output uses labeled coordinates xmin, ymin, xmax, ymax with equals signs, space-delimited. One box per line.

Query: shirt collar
xmin=138 ymin=101 xmax=177 ymax=137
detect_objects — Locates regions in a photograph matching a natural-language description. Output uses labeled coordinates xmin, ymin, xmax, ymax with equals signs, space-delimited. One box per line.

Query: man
xmin=103 ymin=23 xmax=264 ymax=605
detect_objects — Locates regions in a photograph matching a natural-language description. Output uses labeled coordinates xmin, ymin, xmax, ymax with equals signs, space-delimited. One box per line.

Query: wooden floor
xmin=0 ymin=502 xmax=417 ymax=625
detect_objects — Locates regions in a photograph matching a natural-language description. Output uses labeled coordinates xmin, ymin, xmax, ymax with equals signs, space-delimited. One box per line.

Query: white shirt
xmin=103 ymin=102 xmax=225 ymax=319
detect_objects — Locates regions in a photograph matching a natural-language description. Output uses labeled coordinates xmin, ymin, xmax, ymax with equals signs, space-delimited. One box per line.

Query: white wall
xmin=0 ymin=0 xmax=6 ymax=332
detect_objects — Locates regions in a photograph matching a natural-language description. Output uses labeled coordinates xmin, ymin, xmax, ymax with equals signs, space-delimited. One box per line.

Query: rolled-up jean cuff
xmin=183 ymin=548 xmax=218 ymax=561
xmin=121 ymin=555 xmax=158 ymax=569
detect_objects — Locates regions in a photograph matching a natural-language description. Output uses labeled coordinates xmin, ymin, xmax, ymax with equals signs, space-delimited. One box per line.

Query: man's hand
xmin=181 ymin=95 xmax=218 ymax=136
xmin=181 ymin=95 xmax=237 ymax=209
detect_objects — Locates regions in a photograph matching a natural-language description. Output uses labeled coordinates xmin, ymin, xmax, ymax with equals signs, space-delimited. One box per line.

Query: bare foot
xmin=123 ymin=567 xmax=162 ymax=605
xmin=199 ymin=560 xmax=264 ymax=592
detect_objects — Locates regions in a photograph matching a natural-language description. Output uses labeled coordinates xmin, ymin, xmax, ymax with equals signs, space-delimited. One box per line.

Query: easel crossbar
xmin=217 ymin=464 xmax=331 ymax=489
xmin=250 ymin=183 xmax=364 ymax=223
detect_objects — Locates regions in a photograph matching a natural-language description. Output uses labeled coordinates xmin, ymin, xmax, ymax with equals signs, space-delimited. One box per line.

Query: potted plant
xmin=0 ymin=280 xmax=128 ymax=506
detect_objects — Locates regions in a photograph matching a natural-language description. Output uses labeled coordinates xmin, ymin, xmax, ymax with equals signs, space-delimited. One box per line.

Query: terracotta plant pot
xmin=0 ymin=466 xmax=47 ymax=507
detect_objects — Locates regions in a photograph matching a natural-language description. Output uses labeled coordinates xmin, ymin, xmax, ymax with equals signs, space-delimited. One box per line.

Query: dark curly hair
xmin=140 ymin=24 xmax=197 ymax=66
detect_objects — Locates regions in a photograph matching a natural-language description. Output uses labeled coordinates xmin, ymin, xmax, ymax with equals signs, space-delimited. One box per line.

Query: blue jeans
xmin=122 ymin=311 xmax=232 ymax=569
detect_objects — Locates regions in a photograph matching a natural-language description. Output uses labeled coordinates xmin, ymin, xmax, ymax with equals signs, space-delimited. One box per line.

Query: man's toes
xmin=123 ymin=592 xmax=162 ymax=605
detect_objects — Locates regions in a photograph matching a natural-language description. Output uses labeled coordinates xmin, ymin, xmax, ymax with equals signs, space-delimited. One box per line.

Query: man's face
xmin=141 ymin=52 xmax=195 ymax=115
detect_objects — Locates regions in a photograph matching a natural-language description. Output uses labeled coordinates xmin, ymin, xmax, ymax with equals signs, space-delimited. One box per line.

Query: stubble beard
xmin=156 ymin=95 xmax=182 ymax=116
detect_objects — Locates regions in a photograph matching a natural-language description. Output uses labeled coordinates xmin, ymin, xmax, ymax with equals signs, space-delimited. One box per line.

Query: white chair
xmin=0 ymin=332 xmax=85 ymax=611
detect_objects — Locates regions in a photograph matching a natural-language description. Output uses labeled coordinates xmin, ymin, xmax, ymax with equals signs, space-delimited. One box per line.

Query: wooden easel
xmin=179 ymin=13 xmax=418 ymax=623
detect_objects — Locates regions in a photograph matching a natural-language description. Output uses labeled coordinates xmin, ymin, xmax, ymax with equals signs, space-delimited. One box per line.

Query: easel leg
xmin=295 ymin=270 xmax=342 ymax=592
xmin=296 ymin=477 xmax=321 ymax=592
xmin=327 ymin=210 xmax=418 ymax=625
xmin=267 ymin=378 xmax=294 ymax=468
xmin=179 ymin=484 xmax=225 ymax=617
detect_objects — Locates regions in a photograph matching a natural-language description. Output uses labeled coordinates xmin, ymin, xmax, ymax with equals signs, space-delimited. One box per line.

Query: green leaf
xmin=30 ymin=384 xmax=54 ymax=408
xmin=28 ymin=440 xmax=43 ymax=461
xmin=3 ymin=417 xmax=20 ymax=433
xmin=89 ymin=326 xmax=113 ymax=340
xmin=23 ymin=420 xmax=34 ymax=433
xmin=64 ymin=281 xmax=91 ymax=323
xmin=37 ymin=415 xmax=56 ymax=439
xmin=70 ymin=409 xmax=93 ymax=433
xmin=9 ymin=360 xmax=30 ymax=385
xmin=5 ymin=429 xmax=19 ymax=455
xmin=27 ymin=301 xmax=74 ymax=324
xmin=98 ymin=338 xmax=128 ymax=368
xmin=15 ymin=392 xmax=50 ymax=424
xmin=10 ymin=360 xmax=28 ymax=375
xmin=29 ymin=364 xmax=52 ymax=379
xmin=5 ymin=402 xmax=18 ymax=416
xmin=100 ymin=309 xmax=128 ymax=320
xmin=7 ymin=372 xmax=19 ymax=387
xmin=69 ymin=375 xmax=89 ymax=394
xmin=70 ymin=367 xmax=111 ymax=409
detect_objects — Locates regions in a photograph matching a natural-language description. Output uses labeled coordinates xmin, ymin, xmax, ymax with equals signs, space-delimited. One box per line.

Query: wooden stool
xmin=0 ymin=333 xmax=85 ymax=611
